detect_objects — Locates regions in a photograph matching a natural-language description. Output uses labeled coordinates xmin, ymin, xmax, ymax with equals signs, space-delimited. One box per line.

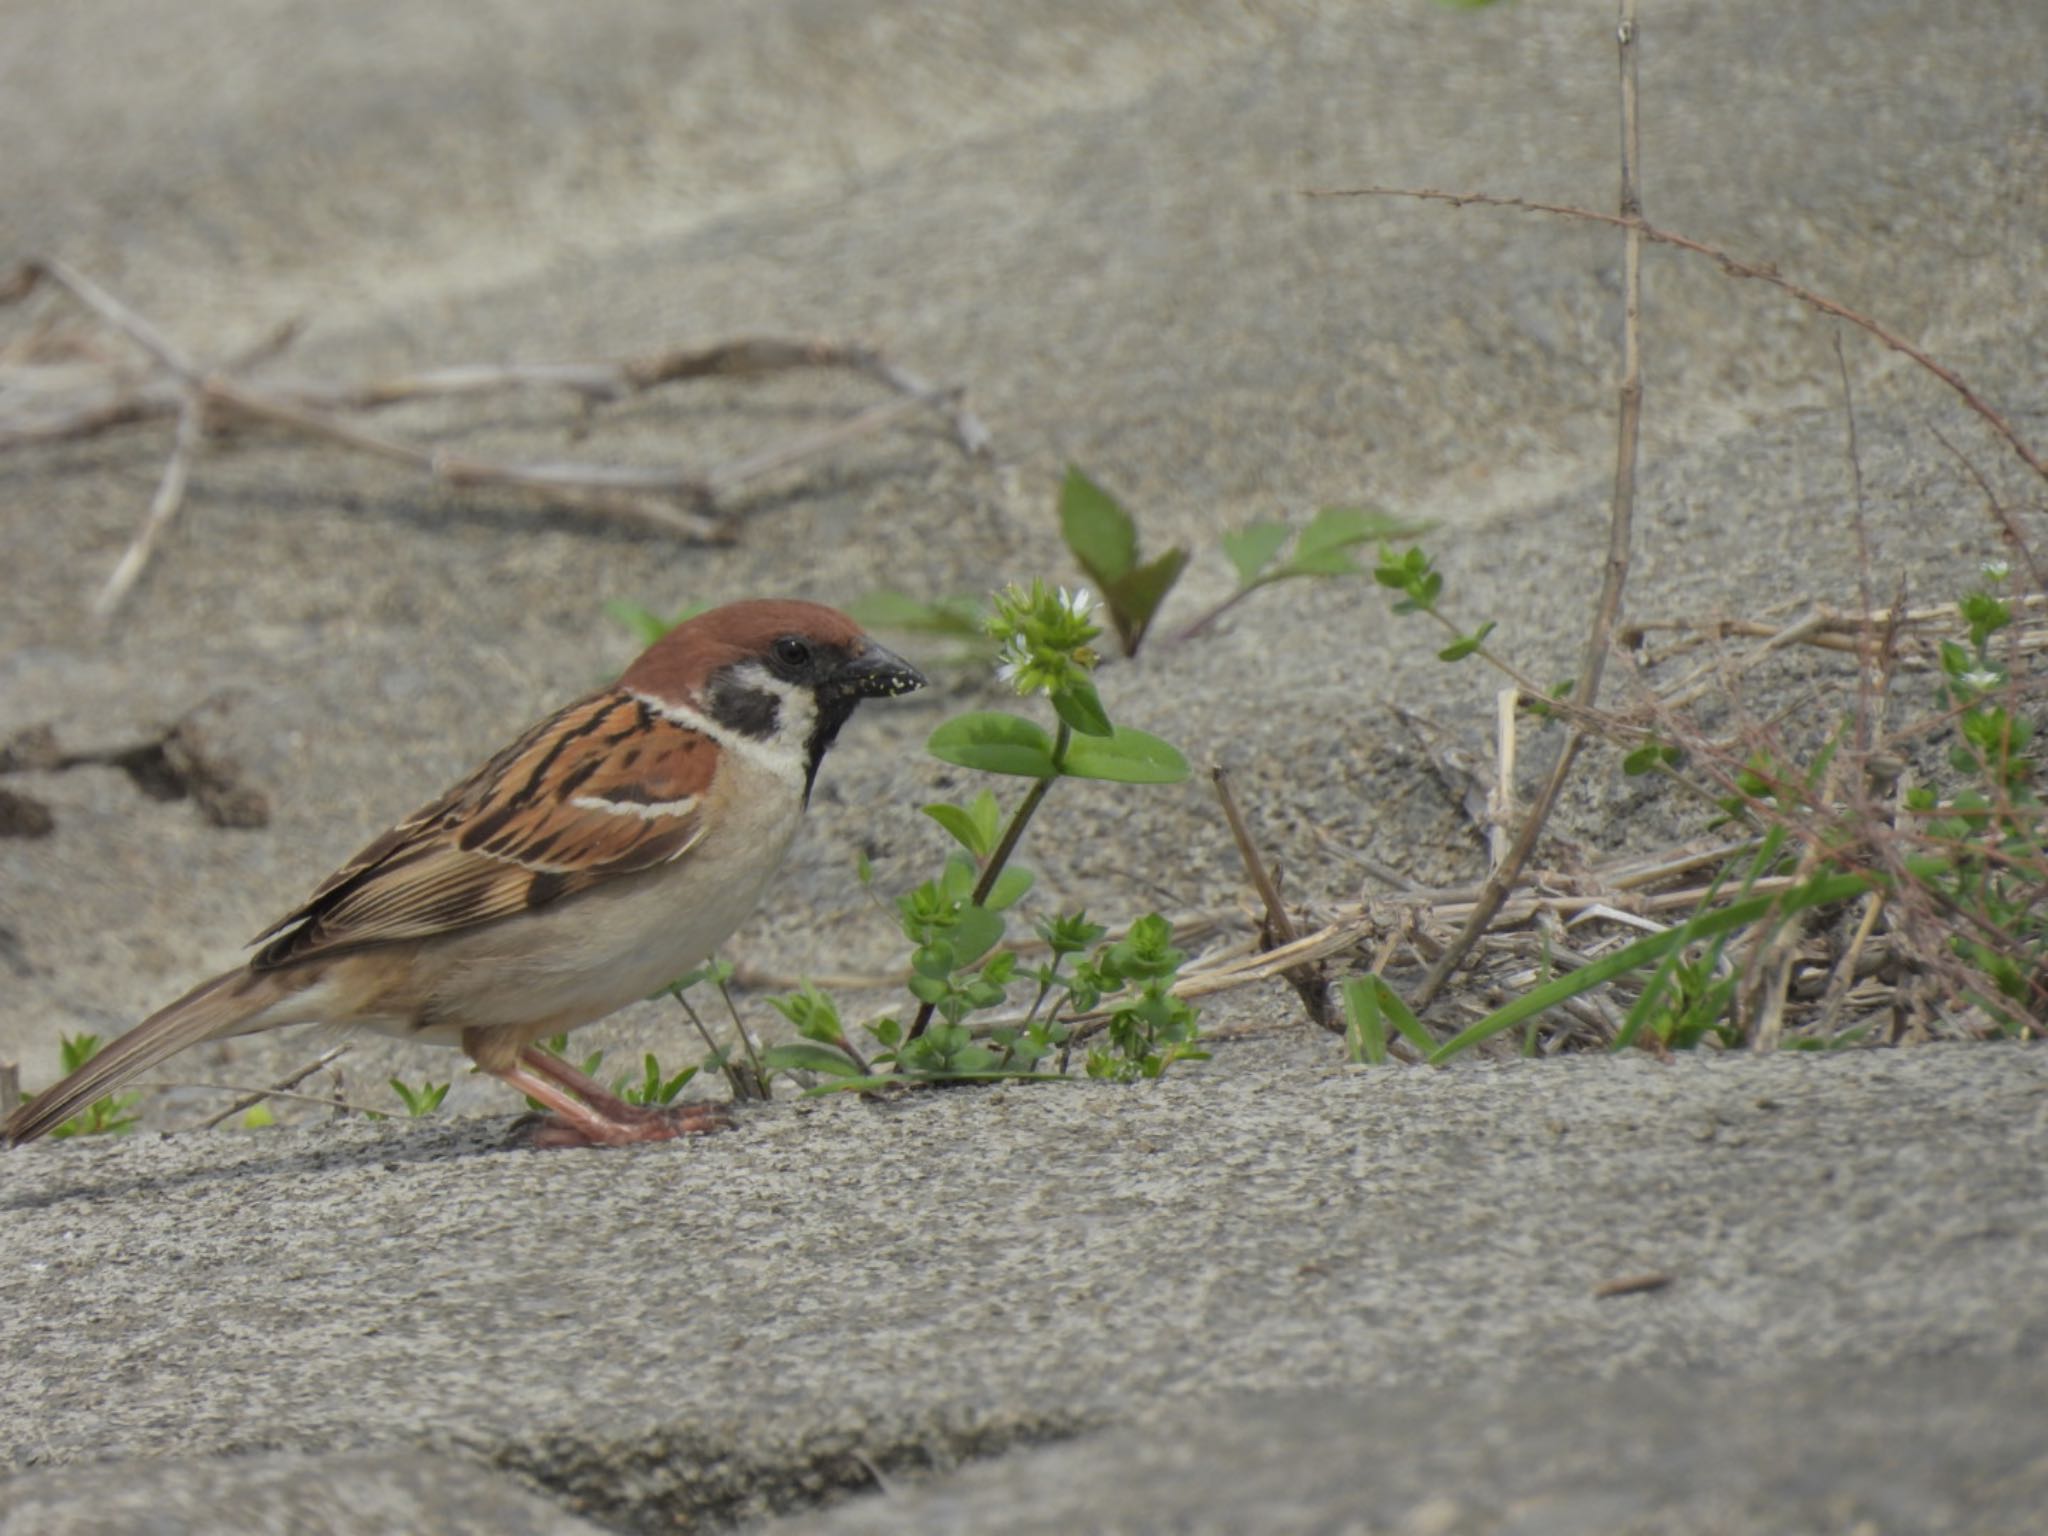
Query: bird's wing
xmin=250 ymin=691 xmax=714 ymax=967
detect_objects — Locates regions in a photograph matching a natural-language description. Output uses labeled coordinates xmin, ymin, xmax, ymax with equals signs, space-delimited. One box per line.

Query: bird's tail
xmin=3 ymin=969 xmax=283 ymax=1147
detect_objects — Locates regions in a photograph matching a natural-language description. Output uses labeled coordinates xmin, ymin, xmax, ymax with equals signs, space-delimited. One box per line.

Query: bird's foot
xmin=489 ymin=1055 xmax=736 ymax=1149
xmin=521 ymin=1098 xmax=735 ymax=1150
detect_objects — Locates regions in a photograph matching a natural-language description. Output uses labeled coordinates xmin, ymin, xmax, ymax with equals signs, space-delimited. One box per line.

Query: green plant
xmin=851 ymin=475 xmax=1423 ymax=664
xmin=24 ymin=1033 xmax=142 ymax=1139
xmin=1372 ymin=541 xmax=1503 ymax=666
xmin=619 ymin=1054 xmax=698 ymax=1106
xmin=1057 ymin=466 xmax=1189 ymax=656
xmin=386 ymin=1077 xmax=451 ymax=1117
xmin=845 ymin=592 xmax=995 ymax=669
xmin=663 ymin=957 xmax=771 ymax=1101
xmin=605 ymin=598 xmax=708 ymax=646
xmin=1338 ymin=976 xmax=1437 ymax=1064
xmin=1350 ymin=539 xmax=2048 ymax=1053
xmin=1902 ymin=565 xmax=2045 ymax=1029
xmin=1171 ymin=507 xmax=1429 ymax=644
xmin=756 ymin=578 xmax=1203 ymax=1091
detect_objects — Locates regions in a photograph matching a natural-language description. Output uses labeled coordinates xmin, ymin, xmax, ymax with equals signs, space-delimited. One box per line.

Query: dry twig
xmin=1212 ymin=767 xmax=1334 ymax=1029
xmin=191 ymin=1043 xmax=353 ymax=1131
xmin=1413 ymin=0 xmax=1645 ymax=1008
xmin=2 ymin=258 xmax=990 ymax=616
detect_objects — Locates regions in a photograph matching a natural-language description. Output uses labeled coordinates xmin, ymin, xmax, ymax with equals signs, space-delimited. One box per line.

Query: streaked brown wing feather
xmin=251 ymin=692 xmax=714 ymax=967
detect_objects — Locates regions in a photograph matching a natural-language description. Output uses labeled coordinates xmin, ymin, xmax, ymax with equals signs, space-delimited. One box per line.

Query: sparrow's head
xmin=620 ymin=599 xmax=926 ymax=796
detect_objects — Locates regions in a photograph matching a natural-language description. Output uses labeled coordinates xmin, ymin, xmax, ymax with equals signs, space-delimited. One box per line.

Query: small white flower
xmin=1982 ymin=559 xmax=2011 ymax=582
xmin=994 ymin=635 xmax=1032 ymax=689
xmin=1059 ymin=586 xmax=1096 ymax=622
xmin=1960 ymin=668 xmax=2003 ymax=692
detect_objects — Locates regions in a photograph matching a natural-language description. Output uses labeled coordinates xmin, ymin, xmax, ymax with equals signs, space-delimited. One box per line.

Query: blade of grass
xmin=1613 ymin=824 xmax=1787 ymax=1050
xmin=1427 ymin=868 xmax=1875 ymax=1063
xmin=1340 ymin=978 xmax=1388 ymax=1065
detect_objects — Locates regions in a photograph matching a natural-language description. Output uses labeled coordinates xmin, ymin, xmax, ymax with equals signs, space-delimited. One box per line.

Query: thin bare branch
xmin=1212 ymin=767 xmax=1333 ymax=1029
xmin=1416 ymin=0 xmax=1644 ymax=1008
xmin=191 ymin=1043 xmax=353 ymax=1131
xmin=92 ymin=391 xmax=206 ymax=618
xmin=2 ymin=259 xmax=992 ymax=613
xmin=1303 ymin=186 xmax=2048 ymax=496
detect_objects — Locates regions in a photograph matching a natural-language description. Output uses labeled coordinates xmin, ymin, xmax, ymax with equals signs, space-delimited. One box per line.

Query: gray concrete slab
xmin=0 ymin=1451 xmax=613 ymax=1536
xmin=764 ymin=1366 xmax=2048 ymax=1536
xmin=5 ymin=1040 xmax=2046 ymax=1530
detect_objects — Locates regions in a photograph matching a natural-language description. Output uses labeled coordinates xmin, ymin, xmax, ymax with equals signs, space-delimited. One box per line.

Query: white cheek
xmin=722 ymin=664 xmax=817 ymax=788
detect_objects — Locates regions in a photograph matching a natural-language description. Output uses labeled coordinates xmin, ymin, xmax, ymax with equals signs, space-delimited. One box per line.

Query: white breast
xmin=384 ymin=758 xmax=807 ymax=1042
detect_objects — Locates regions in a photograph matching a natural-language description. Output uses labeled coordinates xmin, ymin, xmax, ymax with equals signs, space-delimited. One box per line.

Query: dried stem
xmin=92 ymin=391 xmax=206 ymax=619
xmin=3 ymin=259 xmax=991 ymax=614
xmin=191 ymin=1043 xmax=352 ymax=1131
xmin=1415 ymin=0 xmax=1644 ymax=1008
xmin=1212 ymin=766 xmax=1333 ymax=1029
xmin=1300 ymin=185 xmax=2048 ymax=503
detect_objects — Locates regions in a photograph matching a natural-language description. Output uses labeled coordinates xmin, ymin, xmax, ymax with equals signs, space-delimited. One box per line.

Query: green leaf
xmin=847 ymin=591 xmax=988 ymax=639
xmin=951 ymin=905 xmax=1007 ymax=967
xmin=1061 ymin=726 xmax=1191 ymax=784
xmin=968 ymin=790 xmax=1003 ymax=849
xmin=1052 ymin=676 xmax=1116 ymax=738
xmin=1295 ymin=506 xmax=1419 ymax=561
xmin=1391 ymin=569 xmax=1444 ymax=613
xmin=985 ymin=865 xmax=1036 ymax=911
xmin=759 ymin=1043 xmax=866 ymax=1078
xmin=1059 ymin=465 xmax=1138 ymax=585
xmin=937 ymin=853 xmax=977 ymax=903
xmin=1437 ymin=620 xmax=1496 ymax=663
xmin=1221 ymin=522 xmax=1292 ymax=587
xmin=927 ymin=713 xmax=1061 ymax=778
xmin=605 ymin=598 xmax=708 ymax=645
xmin=1103 ymin=547 xmax=1190 ymax=655
xmin=1340 ymin=978 xmax=1388 ymax=1065
xmin=604 ymin=598 xmax=679 ymax=646
xmin=1372 ymin=977 xmax=1436 ymax=1055
xmin=923 ymin=802 xmax=993 ymax=856
xmin=801 ymin=1068 xmax=1071 ymax=1096
xmin=1281 ymin=546 xmax=1364 ymax=576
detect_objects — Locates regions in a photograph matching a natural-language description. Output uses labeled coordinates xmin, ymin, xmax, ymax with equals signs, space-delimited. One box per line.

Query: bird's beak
xmin=831 ymin=641 xmax=927 ymax=700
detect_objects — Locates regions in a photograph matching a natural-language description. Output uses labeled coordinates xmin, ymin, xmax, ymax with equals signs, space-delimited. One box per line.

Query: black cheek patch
xmin=707 ymin=672 xmax=782 ymax=741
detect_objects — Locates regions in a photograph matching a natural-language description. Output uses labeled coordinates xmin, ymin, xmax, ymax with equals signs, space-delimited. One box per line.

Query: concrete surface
xmin=0 ymin=1451 xmax=614 ymax=1536
xmin=3 ymin=0 xmax=2046 ymax=1531
xmin=769 ymin=1367 xmax=2048 ymax=1536
xmin=6 ymin=1040 xmax=2047 ymax=1532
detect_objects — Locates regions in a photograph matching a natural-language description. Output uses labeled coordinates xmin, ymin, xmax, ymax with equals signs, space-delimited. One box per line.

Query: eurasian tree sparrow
xmin=3 ymin=600 xmax=925 ymax=1149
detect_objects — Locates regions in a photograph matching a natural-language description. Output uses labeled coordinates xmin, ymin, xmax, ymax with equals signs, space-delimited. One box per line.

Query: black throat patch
xmin=802 ymin=690 xmax=864 ymax=802
xmin=707 ymin=669 xmax=782 ymax=742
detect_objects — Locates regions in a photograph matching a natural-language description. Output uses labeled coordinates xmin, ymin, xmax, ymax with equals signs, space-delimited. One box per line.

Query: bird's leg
xmin=488 ymin=1063 xmax=641 ymax=1145
xmin=493 ymin=1053 xmax=734 ymax=1149
xmin=518 ymin=1045 xmax=648 ymax=1122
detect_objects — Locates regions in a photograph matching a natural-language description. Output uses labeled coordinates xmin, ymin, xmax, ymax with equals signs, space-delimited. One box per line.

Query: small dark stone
xmin=0 ymin=788 xmax=55 ymax=838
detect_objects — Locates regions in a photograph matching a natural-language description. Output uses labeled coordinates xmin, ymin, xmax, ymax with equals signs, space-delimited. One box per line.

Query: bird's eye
xmin=773 ymin=636 xmax=812 ymax=671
